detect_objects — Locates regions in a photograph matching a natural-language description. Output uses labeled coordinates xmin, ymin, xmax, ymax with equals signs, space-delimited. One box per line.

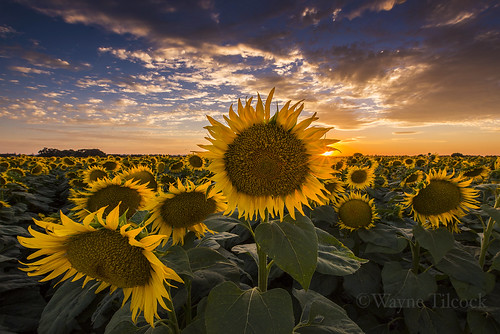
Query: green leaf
xmin=104 ymin=301 xmax=139 ymax=334
xmin=231 ymin=243 xmax=258 ymax=265
xmin=449 ymin=272 xmax=495 ymax=300
xmin=467 ymin=310 xmax=500 ymax=334
xmin=343 ymin=262 xmax=381 ymax=298
xmin=205 ymin=282 xmax=294 ymax=334
xmin=403 ymin=307 xmax=461 ymax=334
xmin=358 ymin=224 xmax=408 ymax=254
xmin=38 ymin=279 xmax=98 ymax=334
xmin=292 ymin=289 xmax=363 ymax=334
xmin=315 ymin=228 xmax=367 ymax=276
xmin=255 ymin=215 xmax=318 ymax=289
xmin=490 ymin=250 xmax=500 ymax=272
xmin=413 ymin=224 xmax=455 ymax=263
xmin=382 ymin=262 xmax=437 ymax=301
xmin=0 ymin=287 xmax=46 ymax=333
xmin=203 ymin=213 xmax=241 ymax=232
xmin=436 ymin=245 xmax=493 ymax=299
xmin=160 ymin=245 xmax=193 ymax=278
xmin=481 ymin=204 xmax=500 ymax=224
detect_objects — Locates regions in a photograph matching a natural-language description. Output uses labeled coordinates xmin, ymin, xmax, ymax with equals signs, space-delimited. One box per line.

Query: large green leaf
xmin=403 ymin=307 xmax=461 ymax=334
xmin=482 ymin=204 xmax=500 ymax=224
xmin=467 ymin=310 xmax=500 ymax=334
xmin=0 ymin=287 xmax=46 ymax=333
xmin=292 ymin=289 xmax=363 ymax=334
xmin=342 ymin=262 xmax=381 ymax=298
xmin=413 ymin=224 xmax=455 ymax=263
xmin=38 ymin=279 xmax=98 ymax=334
xmin=315 ymin=228 xmax=367 ymax=276
xmin=382 ymin=262 xmax=437 ymax=302
xmin=104 ymin=301 xmax=139 ymax=334
xmin=436 ymin=245 xmax=493 ymax=299
xmin=255 ymin=215 xmax=318 ymax=289
xmin=358 ymin=224 xmax=408 ymax=254
xmin=160 ymin=245 xmax=193 ymax=278
xmin=205 ymin=282 xmax=294 ymax=334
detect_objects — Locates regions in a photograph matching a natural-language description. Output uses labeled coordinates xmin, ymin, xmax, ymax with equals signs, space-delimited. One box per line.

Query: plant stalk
xmin=165 ymin=284 xmax=180 ymax=334
xmin=257 ymin=211 xmax=270 ymax=292
xmin=479 ymin=190 xmax=500 ymax=268
xmin=411 ymin=240 xmax=420 ymax=274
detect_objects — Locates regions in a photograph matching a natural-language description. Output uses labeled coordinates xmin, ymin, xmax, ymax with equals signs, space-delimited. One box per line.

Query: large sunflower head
xmin=334 ymin=192 xmax=379 ymax=231
xmin=199 ymin=88 xmax=337 ymax=221
xmin=18 ymin=205 xmax=183 ymax=326
xmin=119 ymin=166 xmax=158 ymax=192
xmin=145 ymin=179 xmax=227 ymax=245
xmin=70 ymin=176 xmax=154 ymax=220
xmin=345 ymin=166 xmax=375 ymax=190
xmin=82 ymin=166 xmax=109 ymax=184
xmin=402 ymin=169 xmax=480 ymax=231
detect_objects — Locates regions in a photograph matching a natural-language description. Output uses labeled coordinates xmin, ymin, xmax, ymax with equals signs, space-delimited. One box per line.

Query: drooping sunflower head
xmin=169 ymin=160 xmax=185 ymax=173
xmin=82 ymin=166 xmax=109 ymax=184
xmin=345 ymin=166 xmax=375 ymax=190
xmin=101 ymin=160 xmax=121 ymax=172
xmin=7 ymin=167 xmax=25 ymax=178
xmin=119 ymin=166 xmax=158 ymax=192
xmin=70 ymin=176 xmax=154 ymax=220
xmin=199 ymin=88 xmax=337 ymax=220
xmin=30 ymin=163 xmax=45 ymax=175
xmin=185 ymin=154 xmax=205 ymax=170
xmin=17 ymin=205 xmax=183 ymax=326
xmin=62 ymin=157 xmax=76 ymax=167
xmin=322 ymin=178 xmax=346 ymax=201
xmin=402 ymin=169 xmax=480 ymax=231
xmin=334 ymin=192 xmax=379 ymax=231
xmin=461 ymin=166 xmax=490 ymax=182
xmin=145 ymin=178 xmax=227 ymax=245
xmin=400 ymin=170 xmax=424 ymax=187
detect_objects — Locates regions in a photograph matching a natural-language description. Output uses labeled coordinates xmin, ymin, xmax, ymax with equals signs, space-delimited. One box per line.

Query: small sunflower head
xmin=461 ymin=166 xmax=490 ymax=182
xmin=102 ymin=160 xmax=121 ymax=172
xmin=146 ymin=179 xmax=227 ymax=245
xmin=403 ymin=169 xmax=480 ymax=230
xmin=322 ymin=178 xmax=346 ymax=201
xmin=185 ymin=154 xmax=204 ymax=170
xmin=83 ymin=166 xmax=109 ymax=184
xmin=169 ymin=160 xmax=185 ymax=173
xmin=334 ymin=192 xmax=378 ymax=231
xmin=63 ymin=157 xmax=76 ymax=167
xmin=119 ymin=166 xmax=158 ymax=192
xmin=30 ymin=164 xmax=45 ymax=175
xmin=401 ymin=170 xmax=424 ymax=187
xmin=345 ymin=166 xmax=375 ymax=190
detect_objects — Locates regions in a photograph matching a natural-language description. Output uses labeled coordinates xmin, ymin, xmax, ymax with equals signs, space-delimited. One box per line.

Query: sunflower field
xmin=1 ymin=91 xmax=500 ymax=334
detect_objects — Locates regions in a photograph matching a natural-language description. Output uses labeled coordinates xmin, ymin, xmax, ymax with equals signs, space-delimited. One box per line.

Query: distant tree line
xmin=37 ymin=147 xmax=106 ymax=157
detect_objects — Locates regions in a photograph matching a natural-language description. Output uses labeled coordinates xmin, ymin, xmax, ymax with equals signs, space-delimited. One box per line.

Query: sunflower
xmin=82 ymin=166 xmax=109 ymax=184
xmin=145 ymin=179 xmax=227 ymax=245
xmin=402 ymin=169 xmax=479 ymax=231
xmin=322 ymin=178 xmax=346 ymax=201
xmin=71 ymin=176 xmax=154 ymax=220
xmin=461 ymin=166 xmax=490 ymax=182
xmin=184 ymin=154 xmax=204 ymax=171
xmin=102 ymin=160 xmax=121 ymax=172
xmin=62 ymin=157 xmax=76 ymax=167
xmin=334 ymin=192 xmax=379 ymax=231
xmin=0 ymin=173 xmax=7 ymax=186
xmin=199 ymin=88 xmax=337 ymax=221
xmin=30 ymin=163 xmax=45 ymax=175
xmin=7 ymin=167 xmax=25 ymax=178
xmin=17 ymin=205 xmax=183 ymax=326
xmin=119 ymin=166 xmax=158 ymax=192
xmin=169 ymin=160 xmax=184 ymax=173
xmin=400 ymin=170 xmax=424 ymax=187
xmin=345 ymin=166 xmax=375 ymax=190
xmin=403 ymin=157 xmax=415 ymax=168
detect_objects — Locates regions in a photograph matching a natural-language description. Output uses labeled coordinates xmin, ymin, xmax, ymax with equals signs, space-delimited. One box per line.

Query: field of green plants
xmin=0 ymin=152 xmax=499 ymax=334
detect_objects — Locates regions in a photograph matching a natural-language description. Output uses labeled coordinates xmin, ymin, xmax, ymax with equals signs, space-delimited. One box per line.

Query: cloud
xmin=344 ymin=0 xmax=406 ymax=20
xmin=0 ymin=45 xmax=87 ymax=70
xmin=9 ymin=66 xmax=52 ymax=74
xmin=392 ymin=131 xmax=419 ymax=135
xmin=0 ymin=25 xmax=17 ymax=37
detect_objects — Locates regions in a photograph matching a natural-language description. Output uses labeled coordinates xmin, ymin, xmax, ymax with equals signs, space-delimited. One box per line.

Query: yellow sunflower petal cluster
xmin=17 ymin=205 xmax=183 ymax=326
xmin=334 ymin=192 xmax=379 ymax=231
xmin=146 ymin=179 xmax=227 ymax=245
xmin=200 ymin=88 xmax=337 ymax=221
xmin=402 ymin=169 xmax=479 ymax=231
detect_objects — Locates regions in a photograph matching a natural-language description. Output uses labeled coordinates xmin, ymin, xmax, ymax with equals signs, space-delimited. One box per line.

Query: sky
xmin=0 ymin=0 xmax=499 ymax=156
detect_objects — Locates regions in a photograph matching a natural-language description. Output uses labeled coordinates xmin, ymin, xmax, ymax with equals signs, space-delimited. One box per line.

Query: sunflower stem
xmin=411 ymin=240 xmax=420 ymax=274
xmin=479 ymin=189 xmax=500 ymax=269
xmin=184 ymin=278 xmax=193 ymax=326
xmin=257 ymin=211 xmax=270 ymax=292
xmin=165 ymin=284 xmax=180 ymax=334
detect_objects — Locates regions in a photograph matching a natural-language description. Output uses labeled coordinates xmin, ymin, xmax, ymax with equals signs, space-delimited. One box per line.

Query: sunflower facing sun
xmin=70 ymin=176 xmax=154 ymax=220
xmin=199 ymin=88 xmax=338 ymax=221
xmin=145 ymin=179 xmax=227 ymax=245
xmin=402 ymin=169 xmax=480 ymax=231
xmin=334 ymin=192 xmax=379 ymax=231
xmin=17 ymin=205 xmax=183 ymax=326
